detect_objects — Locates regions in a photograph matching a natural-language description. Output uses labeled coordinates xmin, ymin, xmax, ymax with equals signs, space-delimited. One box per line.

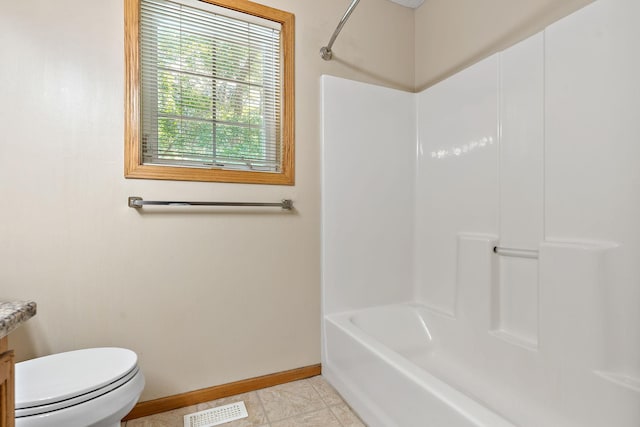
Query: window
xmin=125 ymin=0 xmax=294 ymax=184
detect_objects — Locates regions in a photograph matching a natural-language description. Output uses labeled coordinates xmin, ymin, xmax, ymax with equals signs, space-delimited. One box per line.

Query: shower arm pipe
xmin=320 ymin=0 xmax=361 ymax=60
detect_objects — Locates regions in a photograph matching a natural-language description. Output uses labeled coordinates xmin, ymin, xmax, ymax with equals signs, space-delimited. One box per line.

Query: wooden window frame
xmin=124 ymin=0 xmax=295 ymax=185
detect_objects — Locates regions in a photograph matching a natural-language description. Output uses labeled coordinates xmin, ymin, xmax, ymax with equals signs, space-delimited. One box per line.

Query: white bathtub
xmin=323 ymin=304 xmax=516 ymax=427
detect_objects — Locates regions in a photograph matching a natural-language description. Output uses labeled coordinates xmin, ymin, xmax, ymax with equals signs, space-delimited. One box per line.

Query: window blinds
xmin=140 ymin=0 xmax=282 ymax=172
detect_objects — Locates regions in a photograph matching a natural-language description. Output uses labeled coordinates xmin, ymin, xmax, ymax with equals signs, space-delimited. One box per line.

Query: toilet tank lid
xmin=15 ymin=347 xmax=139 ymax=409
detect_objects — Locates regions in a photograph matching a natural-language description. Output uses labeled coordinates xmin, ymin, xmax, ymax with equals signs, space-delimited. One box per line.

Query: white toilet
xmin=14 ymin=347 xmax=145 ymax=427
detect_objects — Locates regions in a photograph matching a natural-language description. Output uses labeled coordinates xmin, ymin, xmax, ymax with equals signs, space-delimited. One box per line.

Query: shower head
xmin=387 ymin=0 xmax=425 ymax=8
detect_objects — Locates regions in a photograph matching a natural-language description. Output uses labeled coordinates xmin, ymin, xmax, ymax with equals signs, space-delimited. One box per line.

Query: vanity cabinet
xmin=0 ymin=301 xmax=36 ymax=427
xmin=0 ymin=337 xmax=14 ymax=427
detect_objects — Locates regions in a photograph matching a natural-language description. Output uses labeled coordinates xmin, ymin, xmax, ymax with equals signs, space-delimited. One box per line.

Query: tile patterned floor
xmin=123 ymin=376 xmax=365 ymax=427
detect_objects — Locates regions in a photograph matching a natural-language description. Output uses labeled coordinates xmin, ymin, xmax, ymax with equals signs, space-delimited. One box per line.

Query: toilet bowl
xmin=15 ymin=347 xmax=145 ymax=427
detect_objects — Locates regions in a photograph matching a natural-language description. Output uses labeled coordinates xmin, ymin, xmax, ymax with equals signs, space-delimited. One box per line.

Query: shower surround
xmin=320 ymin=0 xmax=640 ymax=425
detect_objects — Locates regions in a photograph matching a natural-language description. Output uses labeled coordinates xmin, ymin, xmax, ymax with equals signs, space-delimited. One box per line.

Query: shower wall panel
xmin=414 ymin=56 xmax=499 ymax=315
xmin=493 ymin=33 xmax=545 ymax=348
xmin=544 ymin=0 xmax=640 ymax=390
xmin=321 ymin=75 xmax=416 ymax=315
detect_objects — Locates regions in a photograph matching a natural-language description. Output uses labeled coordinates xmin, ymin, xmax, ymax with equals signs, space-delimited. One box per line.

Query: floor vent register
xmin=183 ymin=401 xmax=249 ymax=427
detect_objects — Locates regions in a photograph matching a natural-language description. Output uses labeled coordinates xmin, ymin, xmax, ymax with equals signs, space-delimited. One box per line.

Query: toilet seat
xmin=15 ymin=347 xmax=139 ymax=418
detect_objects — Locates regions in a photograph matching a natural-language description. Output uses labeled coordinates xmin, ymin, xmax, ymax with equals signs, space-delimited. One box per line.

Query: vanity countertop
xmin=0 ymin=300 xmax=37 ymax=339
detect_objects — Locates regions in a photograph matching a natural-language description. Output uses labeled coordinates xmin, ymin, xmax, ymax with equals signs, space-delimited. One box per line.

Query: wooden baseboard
xmin=123 ymin=364 xmax=322 ymax=421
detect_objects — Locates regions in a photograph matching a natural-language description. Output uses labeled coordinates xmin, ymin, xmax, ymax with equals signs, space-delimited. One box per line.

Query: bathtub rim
xmin=323 ymin=303 xmax=517 ymax=427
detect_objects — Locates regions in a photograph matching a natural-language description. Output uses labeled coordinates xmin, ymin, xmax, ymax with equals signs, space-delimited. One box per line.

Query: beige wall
xmin=414 ymin=0 xmax=594 ymax=90
xmin=0 ymin=0 xmax=413 ymax=401
xmin=0 ymin=0 xmax=600 ymax=404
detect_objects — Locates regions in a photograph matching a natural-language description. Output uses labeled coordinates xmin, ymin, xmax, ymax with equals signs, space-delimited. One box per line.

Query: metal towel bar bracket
xmin=128 ymin=197 xmax=293 ymax=210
